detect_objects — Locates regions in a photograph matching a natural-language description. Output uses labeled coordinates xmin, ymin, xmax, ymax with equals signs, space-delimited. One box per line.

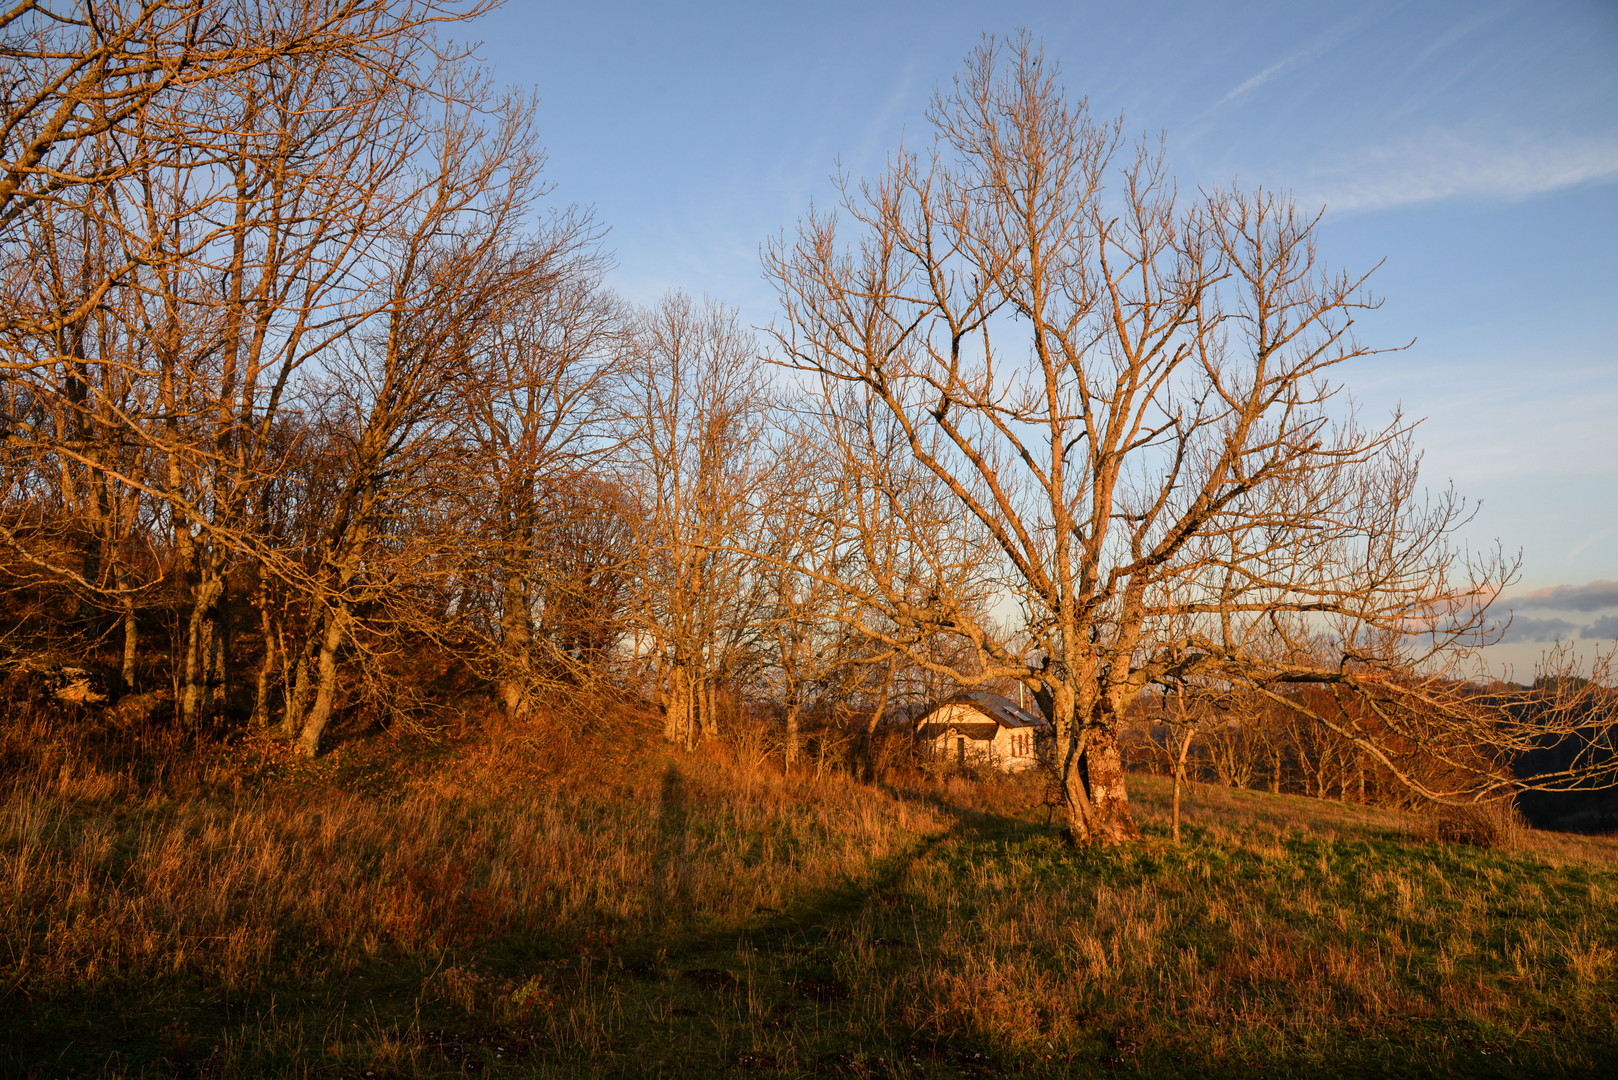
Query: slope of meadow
xmin=3 ymin=711 xmax=1616 ymax=1078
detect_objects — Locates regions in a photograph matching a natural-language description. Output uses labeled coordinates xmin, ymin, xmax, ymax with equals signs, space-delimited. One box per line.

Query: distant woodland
xmin=3 ymin=1 xmax=1614 ymax=844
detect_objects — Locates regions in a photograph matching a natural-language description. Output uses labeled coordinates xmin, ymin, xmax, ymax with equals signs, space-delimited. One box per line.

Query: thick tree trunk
xmin=699 ymin=678 xmax=719 ymax=741
xmin=283 ymin=651 xmax=311 ymax=738
xmin=1077 ymin=727 xmax=1140 ymax=845
xmin=179 ymin=559 xmax=228 ymax=729
xmin=1046 ymin=682 xmax=1140 ymax=846
xmin=297 ymin=604 xmax=347 ymax=756
xmin=663 ymin=663 xmax=695 ymax=748
xmin=500 ymin=567 xmax=533 ymax=722
xmin=785 ymin=701 xmax=801 ymax=767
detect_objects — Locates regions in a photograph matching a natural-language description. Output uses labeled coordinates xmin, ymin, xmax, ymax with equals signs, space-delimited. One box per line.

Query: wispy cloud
xmin=1213 ymin=53 xmax=1308 ymax=110
xmin=1305 ymin=132 xmax=1618 ymax=214
xmin=1410 ymin=1 xmax=1511 ymax=68
xmin=1516 ymin=581 xmax=1618 ymax=613
xmin=1569 ymin=528 xmax=1618 ymax=565
xmin=1204 ymin=18 xmax=1361 ymax=114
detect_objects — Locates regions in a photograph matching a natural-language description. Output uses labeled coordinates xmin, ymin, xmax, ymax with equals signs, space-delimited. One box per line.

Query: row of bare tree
xmin=1129 ymin=683 xmax=1475 ymax=807
xmin=0 ymin=3 xmax=949 ymax=761
xmin=3 ymin=9 xmax=1612 ymax=842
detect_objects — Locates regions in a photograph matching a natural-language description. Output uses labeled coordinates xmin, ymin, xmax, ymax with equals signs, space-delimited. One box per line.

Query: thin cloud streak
xmin=1409 ymin=1 xmax=1510 ymax=68
xmin=1213 ymin=53 xmax=1307 ymax=109
xmin=1307 ymin=133 xmax=1618 ymax=214
xmin=1203 ymin=17 xmax=1361 ymax=115
xmin=1569 ymin=528 xmax=1618 ymax=565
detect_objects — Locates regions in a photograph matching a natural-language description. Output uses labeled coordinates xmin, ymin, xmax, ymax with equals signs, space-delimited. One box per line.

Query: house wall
xmin=990 ymin=724 xmax=1040 ymax=773
xmin=928 ymin=730 xmax=989 ymax=765
xmin=922 ymin=703 xmax=1043 ymax=773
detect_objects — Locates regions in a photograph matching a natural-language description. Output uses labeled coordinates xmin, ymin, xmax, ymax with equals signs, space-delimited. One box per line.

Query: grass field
xmin=4 ymin=711 xmax=1617 ymax=1078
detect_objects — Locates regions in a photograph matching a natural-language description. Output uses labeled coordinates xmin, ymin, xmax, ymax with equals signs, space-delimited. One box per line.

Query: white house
xmin=915 ymin=691 xmax=1051 ymax=772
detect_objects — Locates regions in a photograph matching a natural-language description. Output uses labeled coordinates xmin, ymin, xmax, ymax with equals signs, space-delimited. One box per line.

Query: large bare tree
xmin=765 ymin=36 xmax=1597 ymax=845
xmin=283 ymin=73 xmax=551 ymax=755
xmin=0 ymin=0 xmax=498 ymax=725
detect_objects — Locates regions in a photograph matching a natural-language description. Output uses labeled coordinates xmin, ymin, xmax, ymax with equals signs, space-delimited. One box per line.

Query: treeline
xmin=0 ymin=2 xmax=979 ymax=759
xmin=1123 ymin=677 xmax=1618 ymax=832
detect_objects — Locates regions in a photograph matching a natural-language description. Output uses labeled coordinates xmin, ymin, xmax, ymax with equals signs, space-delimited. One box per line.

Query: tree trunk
xmin=283 ymin=651 xmax=311 ymax=737
xmin=663 ymin=663 xmax=695 ymax=749
xmin=785 ymin=700 xmax=801 ymax=767
xmin=179 ymin=558 xmax=228 ymax=729
xmin=1043 ymin=681 xmax=1141 ymax=847
xmin=864 ymin=658 xmax=895 ymax=734
xmin=117 ymin=560 xmax=138 ymax=690
xmin=699 ymin=678 xmax=719 ymax=741
xmin=854 ymin=661 xmax=895 ymax=782
xmin=1078 ymin=726 xmax=1140 ymax=844
xmin=1173 ymin=726 xmax=1197 ymax=845
xmin=500 ymin=566 xmax=533 ymax=722
xmin=297 ymin=603 xmax=347 ymax=756
xmin=252 ymin=602 xmax=280 ymax=728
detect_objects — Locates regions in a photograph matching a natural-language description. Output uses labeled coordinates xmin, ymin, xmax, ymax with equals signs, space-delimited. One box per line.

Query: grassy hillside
xmin=4 ymin=713 xmax=1617 ymax=1078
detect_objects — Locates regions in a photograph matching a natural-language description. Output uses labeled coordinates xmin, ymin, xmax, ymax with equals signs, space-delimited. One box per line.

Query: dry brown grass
xmin=1132 ymin=773 xmax=1618 ymax=866
xmin=0 ymin=706 xmax=944 ymax=1005
xmin=4 ymin=713 xmax=1617 ymax=1077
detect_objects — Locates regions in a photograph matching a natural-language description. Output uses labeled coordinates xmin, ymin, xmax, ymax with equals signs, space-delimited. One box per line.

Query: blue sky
xmin=469 ymin=0 xmax=1617 ymax=677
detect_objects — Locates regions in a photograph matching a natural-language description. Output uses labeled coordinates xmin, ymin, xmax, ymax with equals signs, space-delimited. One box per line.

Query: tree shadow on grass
xmin=586 ymin=771 xmax=1079 ymax=1075
xmin=629 ymin=767 xmax=1048 ymax=966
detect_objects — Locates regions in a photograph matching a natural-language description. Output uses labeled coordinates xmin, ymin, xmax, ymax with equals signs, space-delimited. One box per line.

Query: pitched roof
xmin=916 ymin=720 xmax=1001 ymax=742
xmin=915 ymin=691 xmax=1051 ymax=734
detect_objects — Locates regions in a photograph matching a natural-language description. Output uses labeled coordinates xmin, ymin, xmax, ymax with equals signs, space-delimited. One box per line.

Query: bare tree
xmin=755 ymin=433 xmax=869 ymax=764
xmin=0 ymin=181 xmax=158 ymax=682
xmin=453 ymin=213 xmax=626 ymax=718
xmin=624 ymin=293 xmax=771 ymax=749
xmin=0 ymin=0 xmax=491 ymax=345
xmin=765 ymin=36 xmax=1595 ymax=845
xmin=0 ymin=0 xmax=500 ymax=727
xmin=283 ymin=73 xmax=550 ymax=755
xmin=138 ymin=25 xmax=450 ymax=726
